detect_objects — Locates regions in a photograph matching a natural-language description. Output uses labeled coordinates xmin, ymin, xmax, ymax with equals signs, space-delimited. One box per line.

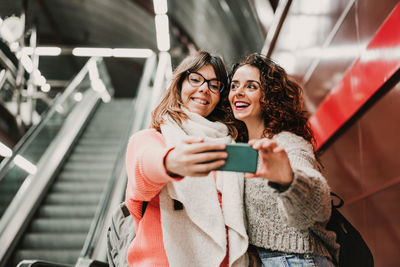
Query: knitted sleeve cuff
xmin=163 ymin=147 xmax=184 ymax=180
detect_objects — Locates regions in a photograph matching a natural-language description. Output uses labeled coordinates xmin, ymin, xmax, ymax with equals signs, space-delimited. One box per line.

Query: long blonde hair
xmin=151 ymin=51 xmax=237 ymax=138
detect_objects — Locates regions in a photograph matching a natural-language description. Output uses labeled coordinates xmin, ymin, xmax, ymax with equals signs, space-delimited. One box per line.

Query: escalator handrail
xmin=79 ymin=53 xmax=157 ymax=260
xmin=0 ymin=89 xmax=101 ymax=267
xmin=0 ymin=57 xmax=101 ymax=182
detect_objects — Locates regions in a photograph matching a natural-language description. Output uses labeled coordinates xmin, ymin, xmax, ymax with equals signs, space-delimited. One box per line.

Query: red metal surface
xmin=309 ymin=3 xmax=400 ymax=150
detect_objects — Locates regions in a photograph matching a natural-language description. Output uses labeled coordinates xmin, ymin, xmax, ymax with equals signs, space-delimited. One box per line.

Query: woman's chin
xmin=233 ymin=112 xmax=248 ymax=122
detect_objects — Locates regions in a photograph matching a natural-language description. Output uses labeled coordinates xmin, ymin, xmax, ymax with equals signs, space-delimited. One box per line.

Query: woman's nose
xmin=198 ymin=82 xmax=210 ymax=93
xmin=235 ymin=85 xmax=245 ymax=96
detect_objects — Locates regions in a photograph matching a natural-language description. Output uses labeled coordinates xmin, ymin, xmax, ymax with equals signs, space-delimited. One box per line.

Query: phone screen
xmin=217 ymin=143 xmax=258 ymax=173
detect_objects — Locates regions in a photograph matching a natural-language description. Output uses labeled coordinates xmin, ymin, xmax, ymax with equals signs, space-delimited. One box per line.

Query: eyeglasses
xmin=186 ymin=71 xmax=224 ymax=94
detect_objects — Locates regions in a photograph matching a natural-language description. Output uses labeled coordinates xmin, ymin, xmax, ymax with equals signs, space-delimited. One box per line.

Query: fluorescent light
xmin=55 ymin=104 xmax=64 ymax=114
xmin=273 ymin=52 xmax=296 ymax=74
xmin=36 ymin=46 xmax=62 ymax=56
xmin=101 ymin=93 xmax=111 ymax=103
xmin=14 ymin=155 xmax=37 ymax=175
xmin=154 ymin=0 xmax=168 ymax=14
xmin=21 ymin=54 xmax=33 ymax=73
xmin=253 ymin=0 xmax=274 ymax=30
xmin=22 ymin=46 xmax=61 ymax=56
xmin=73 ymin=92 xmax=83 ymax=102
xmin=299 ymin=44 xmax=367 ymax=60
xmin=0 ymin=142 xmax=12 ymax=157
xmin=219 ymin=0 xmax=231 ymax=13
xmin=155 ymin=15 xmax=170 ymax=51
xmin=41 ymin=83 xmax=51 ymax=92
xmin=18 ymin=46 xmax=153 ymax=58
xmin=72 ymin=48 xmax=113 ymax=57
xmin=10 ymin=42 xmax=19 ymax=52
xmin=91 ymin=79 xmax=106 ymax=93
xmin=112 ymin=48 xmax=153 ymax=58
xmin=88 ymin=60 xmax=100 ymax=81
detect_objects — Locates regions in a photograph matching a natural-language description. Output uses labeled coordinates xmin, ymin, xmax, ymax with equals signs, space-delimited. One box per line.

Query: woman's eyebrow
xmin=247 ymin=80 xmax=261 ymax=85
xmin=231 ymin=79 xmax=260 ymax=84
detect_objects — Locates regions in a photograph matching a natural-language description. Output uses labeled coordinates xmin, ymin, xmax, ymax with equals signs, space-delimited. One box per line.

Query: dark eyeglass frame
xmin=186 ymin=71 xmax=224 ymax=93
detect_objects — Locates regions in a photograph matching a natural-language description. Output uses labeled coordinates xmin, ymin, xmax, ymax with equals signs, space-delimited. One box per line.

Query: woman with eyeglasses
xmin=227 ymin=53 xmax=339 ymax=267
xmin=124 ymin=51 xmax=248 ymax=266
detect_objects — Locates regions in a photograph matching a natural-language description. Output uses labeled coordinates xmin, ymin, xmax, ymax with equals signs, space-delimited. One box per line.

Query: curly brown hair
xmin=151 ymin=51 xmax=238 ymax=139
xmin=227 ymin=53 xmax=315 ymax=146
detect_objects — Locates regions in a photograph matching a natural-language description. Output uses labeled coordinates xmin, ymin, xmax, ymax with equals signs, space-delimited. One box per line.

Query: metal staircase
xmin=10 ymin=99 xmax=132 ymax=265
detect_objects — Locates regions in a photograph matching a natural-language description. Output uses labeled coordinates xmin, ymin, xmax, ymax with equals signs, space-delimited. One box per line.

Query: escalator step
xmin=38 ymin=205 xmax=97 ymax=218
xmin=30 ymin=218 xmax=92 ymax=233
xmin=62 ymin=162 xmax=114 ymax=171
xmin=52 ymin=182 xmax=105 ymax=193
xmin=58 ymin=172 xmax=109 ymax=181
xmin=45 ymin=193 xmax=101 ymax=205
xmin=10 ymin=100 xmax=133 ymax=265
xmin=67 ymin=154 xmax=115 ymax=163
xmin=77 ymin=139 xmax=122 ymax=146
xmin=14 ymin=249 xmax=80 ymax=264
xmin=20 ymin=233 xmax=86 ymax=249
xmin=72 ymin=146 xmax=117 ymax=154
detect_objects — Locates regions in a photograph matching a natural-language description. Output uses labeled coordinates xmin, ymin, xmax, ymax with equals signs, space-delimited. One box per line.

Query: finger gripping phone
xmin=217 ymin=143 xmax=258 ymax=173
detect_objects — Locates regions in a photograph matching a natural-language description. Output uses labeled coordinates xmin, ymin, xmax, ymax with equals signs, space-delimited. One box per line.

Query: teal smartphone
xmin=217 ymin=143 xmax=258 ymax=173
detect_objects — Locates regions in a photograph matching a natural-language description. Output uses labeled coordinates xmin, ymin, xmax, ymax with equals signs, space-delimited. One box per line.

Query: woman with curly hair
xmin=227 ymin=53 xmax=339 ymax=267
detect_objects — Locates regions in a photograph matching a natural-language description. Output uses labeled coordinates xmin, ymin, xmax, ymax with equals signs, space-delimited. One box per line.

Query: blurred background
xmin=0 ymin=0 xmax=398 ymax=266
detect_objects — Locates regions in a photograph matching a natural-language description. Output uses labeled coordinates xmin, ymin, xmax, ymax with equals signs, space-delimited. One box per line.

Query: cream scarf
xmin=159 ymin=108 xmax=248 ymax=267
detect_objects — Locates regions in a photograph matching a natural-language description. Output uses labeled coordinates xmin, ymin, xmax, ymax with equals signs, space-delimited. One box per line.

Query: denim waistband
xmin=256 ymin=246 xmax=312 ymax=259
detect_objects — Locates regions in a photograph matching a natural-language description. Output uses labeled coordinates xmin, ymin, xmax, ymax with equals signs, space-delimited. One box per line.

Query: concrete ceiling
xmin=0 ymin=0 xmax=264 ymax=98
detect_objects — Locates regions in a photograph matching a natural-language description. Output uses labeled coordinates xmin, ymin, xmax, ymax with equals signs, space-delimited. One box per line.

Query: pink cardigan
xmin=124 ymin=128 xmax=228 ymax=266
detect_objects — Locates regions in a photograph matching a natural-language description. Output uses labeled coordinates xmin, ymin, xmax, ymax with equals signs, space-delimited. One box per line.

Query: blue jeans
xmin=257 ymin=247 xmax=336 ymax=267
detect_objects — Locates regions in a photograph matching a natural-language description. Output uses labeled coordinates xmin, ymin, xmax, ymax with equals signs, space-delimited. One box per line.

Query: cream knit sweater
xmin=245 ymin=131 xmax=340 ymax=262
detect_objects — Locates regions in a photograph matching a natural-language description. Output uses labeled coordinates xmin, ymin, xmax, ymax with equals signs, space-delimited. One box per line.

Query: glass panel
xmin=0 ymin=58 xmax=110 ymax=219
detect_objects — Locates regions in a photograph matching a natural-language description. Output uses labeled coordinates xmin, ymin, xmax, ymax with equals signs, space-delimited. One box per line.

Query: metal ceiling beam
xmin=37 ymin=0 xmax=63 ymax=44
xmin=129 ymin=0 xmax=198 ymax=54
xmin=36 ymin=0 xmax=80 ymax=71
xmin=261 ymin=0 xmax=292 ymax=57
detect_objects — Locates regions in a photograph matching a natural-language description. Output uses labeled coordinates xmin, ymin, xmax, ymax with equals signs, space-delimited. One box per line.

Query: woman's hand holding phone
xmin=165 ymin=137 xmax=228 ymax=177
xmin=246 ymin=138 xmax=293 ymax=187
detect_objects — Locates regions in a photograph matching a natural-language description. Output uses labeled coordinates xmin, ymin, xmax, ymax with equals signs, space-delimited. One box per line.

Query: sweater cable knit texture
xmin=245 ymin=131 xmax=340 ymax=262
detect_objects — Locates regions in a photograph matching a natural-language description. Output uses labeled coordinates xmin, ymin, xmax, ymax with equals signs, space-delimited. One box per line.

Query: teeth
xmin=235 ymin=102 xmax=249 ymax=108
xmin=193 ymin=98 xmax=207 ymax=105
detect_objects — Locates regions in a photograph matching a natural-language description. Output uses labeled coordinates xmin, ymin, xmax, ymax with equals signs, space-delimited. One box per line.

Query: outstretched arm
xmin=246 ymin=133 xmax=331 ymax=229
xmin=245 ymin=138 xmax=293 ymax=188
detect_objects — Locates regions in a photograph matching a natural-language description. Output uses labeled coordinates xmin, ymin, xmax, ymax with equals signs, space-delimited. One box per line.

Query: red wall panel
xmin=309 ymin=3 xmax=400 ymax=150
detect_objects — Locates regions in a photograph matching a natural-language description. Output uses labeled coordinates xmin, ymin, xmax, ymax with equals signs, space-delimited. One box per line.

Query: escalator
xmin=0 ymin=57 xmax=143 ymax=267
xmin=0 ymin=54 xmax=158 ymax=267
xmin=10 ymin=99 xmax=132 ymax=266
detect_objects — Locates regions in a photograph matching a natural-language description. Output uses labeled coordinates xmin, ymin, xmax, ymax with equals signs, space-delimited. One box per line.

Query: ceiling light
xmin=22 ymin=46 xmax=62 ymax=56
xmin=112 ymin=48 xmax=153 ymax=58
xmin=13 ymin=154 xmax=37 ymax=175
xmin=72 ymin=48 xmax=113 ymax=57
xmin=21 ymin=54 xmax=33 ymax=73
xmin=73 ymin=92 xmax=83 ymax=102
xmin=41 ymin=83 xmax=51 ymax=92
xmin=0 ymin=16 xmax=24 ymax=44
xmin=153 ymin=0 xmax=168 ymax=15
xmin=155 ymin=15 xmax=170 ymax=52
xmin=0 ymin=142 xmax=12 ymax=157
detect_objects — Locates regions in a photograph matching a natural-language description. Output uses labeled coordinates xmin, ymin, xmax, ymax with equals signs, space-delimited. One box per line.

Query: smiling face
xmin=181 ymin=64 xmax=220 ymax=117
xmin=228 ymin=64 xmax=264 ymax=127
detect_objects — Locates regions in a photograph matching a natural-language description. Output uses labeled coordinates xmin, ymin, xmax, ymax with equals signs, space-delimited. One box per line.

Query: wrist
xmin=164 ymin=147 xmax=183 ymax=178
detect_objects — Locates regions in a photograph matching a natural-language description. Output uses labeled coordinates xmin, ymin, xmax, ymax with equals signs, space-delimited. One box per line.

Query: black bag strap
xmin=124 ymin=199 xmax=182 ymax=219
xmin=330 ymin=192 xmax=344 ymax=208
xmin=119 ymin=201 xmax=148 ymax=218
xmin=141 ymin=201 xmax=148 ymax=217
